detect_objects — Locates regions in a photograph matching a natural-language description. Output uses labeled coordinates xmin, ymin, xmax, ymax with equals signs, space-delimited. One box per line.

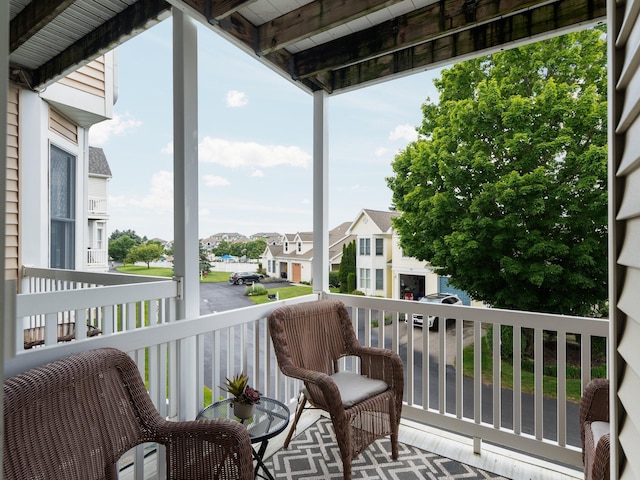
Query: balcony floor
xmin=121 ymin=409 xmax=584 ymax=480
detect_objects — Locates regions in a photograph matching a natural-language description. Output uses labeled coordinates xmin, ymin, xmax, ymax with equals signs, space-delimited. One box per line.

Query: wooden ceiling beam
xmin=10 ymin=0 xmax=76 ymax=52
xmin=257 ymin=0 xmax=405 ymax=55
xmin=208 ymin=0 xmax=258 ymax=21
xmin=293 ymin=0 xmax=564 ymax=80
xmin=329 ymin=0 xmax=606 ymax=92
xmin=31 ymin=0 xmax=170 ymax=89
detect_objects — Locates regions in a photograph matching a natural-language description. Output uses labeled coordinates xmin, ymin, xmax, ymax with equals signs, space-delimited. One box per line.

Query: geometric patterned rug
xmin=264 ymin=418 xmax=510 ymax=479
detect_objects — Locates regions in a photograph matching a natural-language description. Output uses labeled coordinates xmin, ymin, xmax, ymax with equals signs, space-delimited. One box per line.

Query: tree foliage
xmin=212 ymin=239 xmax=267 ymax=259
xmin=199 ymin=243 xmax=212 ymax=273
xmin=110 ymin=229 xmax=147 ymax=244
xmin=339 ymin=240 xmax=356 ymax=293
xmin=125 ymin=242 xmax=165 ymax=268
xmin=109 ymin=235 xmax=136 ymax=262
xmin=387 ymin=28 xmax=608 ymax=316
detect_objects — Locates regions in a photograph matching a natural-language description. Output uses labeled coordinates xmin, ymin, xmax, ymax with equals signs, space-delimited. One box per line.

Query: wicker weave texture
xmin=580 ymin=378 xmax=610 ymax=480
xmin=268 ymin=300 xmax=404 ymax=480
xmin=3 ymin=347 xmax=253 ymax=480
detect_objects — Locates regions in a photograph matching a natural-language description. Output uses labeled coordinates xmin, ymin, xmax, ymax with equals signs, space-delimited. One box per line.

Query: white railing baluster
xmin=513 ymin=325 xmax=522 ymax=435
xmin=492 ymin=324 xmax=500 ymax=429
xmin=438 ymin=320 xmax=446 ymax=414
xmin=455 ymin=318 xmax=463 ymax=419
xmin=535 ymin=327 xmax=544 ymax=441
xmin=557 ymin=330 xmax=567 ymax=447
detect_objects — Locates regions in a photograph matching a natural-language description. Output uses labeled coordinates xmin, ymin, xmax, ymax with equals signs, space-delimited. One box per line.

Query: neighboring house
xmin=250 ymin=232 xmax=281 ymax=245
xmin=347 ymin=209 xmax=401 ymax=297
xmin=347 ymin=209 xmax=472 ymax=303
xmin=262 ymin=224 xmax=354 ymax=282
xmin=14 ymin=54 xmax=117 ymax=283
xmin=201 ymin=232 xmax=249 ymax=250
xmin=86 ymin=146 xmax=111 ymax=272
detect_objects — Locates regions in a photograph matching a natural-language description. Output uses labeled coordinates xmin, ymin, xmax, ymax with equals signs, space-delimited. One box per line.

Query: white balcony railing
xmin=5 ymin=273 xmax=608 ymax=478
xmin=88 ymin=196 xmax=108 ymax=216
xmin=86 ymin=248 xmax=108 ymax=265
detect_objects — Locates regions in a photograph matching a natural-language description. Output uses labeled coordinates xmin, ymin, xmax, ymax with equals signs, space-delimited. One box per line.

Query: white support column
xmin=312 ymin=90 xmax=329 ymax=294
xmin=173 ymin=9 xmax=199 ymax=420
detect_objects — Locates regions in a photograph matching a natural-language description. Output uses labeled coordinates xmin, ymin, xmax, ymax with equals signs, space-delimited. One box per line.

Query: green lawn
xmin=116 ymin=265 xmax=231 ymax=282
xmin=116 ymin=265 xmax=174 ymax=277
xmin=249 ymin=285 xmax=314 ymax=304
xmin=461 ymin=342 xmax=584 ymax=402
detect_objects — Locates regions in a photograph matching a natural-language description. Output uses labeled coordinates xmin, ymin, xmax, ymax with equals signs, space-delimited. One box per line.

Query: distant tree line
xmin=211 ymin=239 xmax=267 ymax=260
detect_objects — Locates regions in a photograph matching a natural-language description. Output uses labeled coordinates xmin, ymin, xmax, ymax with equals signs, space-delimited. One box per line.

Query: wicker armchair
xmin=268 ymin=300 xmax=404 ymax=480
xmin=3 ymin=347 xmax=253 ymax=480
xmin=580 ymin=378 xmax=610 ymax=480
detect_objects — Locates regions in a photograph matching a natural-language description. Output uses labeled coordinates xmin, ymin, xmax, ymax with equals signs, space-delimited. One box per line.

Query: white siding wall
xmin=612 ymin=1 xmax=640 ymax=478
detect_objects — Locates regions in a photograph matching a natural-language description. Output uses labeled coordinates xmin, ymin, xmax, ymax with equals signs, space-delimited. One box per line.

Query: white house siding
xmin=88 ymin=175 xmax=107 ymax=198
xmin=5 ymin=84 xmax=19 ymax=282
xmin=612 ymin=2 xmax=640 ymax=478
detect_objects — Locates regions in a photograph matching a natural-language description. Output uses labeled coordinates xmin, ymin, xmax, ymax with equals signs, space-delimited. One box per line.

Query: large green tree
xmin=387 ymin=28 xmax=607 ymax=317
xmin=125 ymin=243 xmax=165 ymax=268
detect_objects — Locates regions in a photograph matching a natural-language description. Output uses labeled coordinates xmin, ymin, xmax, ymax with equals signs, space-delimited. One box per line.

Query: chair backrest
xmin=268 ymin=300 xmax=358 ymax=375
xmin=3 ymin=348 xmax=162 ymax=480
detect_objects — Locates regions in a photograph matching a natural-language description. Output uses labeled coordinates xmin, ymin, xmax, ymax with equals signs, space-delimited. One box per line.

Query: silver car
xmin=411 ymin=293 xmax=462 ymax=330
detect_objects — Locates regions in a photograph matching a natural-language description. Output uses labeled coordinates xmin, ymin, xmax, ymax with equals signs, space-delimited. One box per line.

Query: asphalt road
xmin=199 ymin=281 xmax=580 ymax=447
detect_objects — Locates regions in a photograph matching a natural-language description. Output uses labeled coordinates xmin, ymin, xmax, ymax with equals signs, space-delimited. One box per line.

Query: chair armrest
xmin=353 ymin=346 xmax=403 ymax=386
xmin=580 ymin=378 xmax=609 ymax=458
xmin=157 ymin=418 xmax=254 ymax=480
xmin=280 ymin=363 xmax=346 ymax=415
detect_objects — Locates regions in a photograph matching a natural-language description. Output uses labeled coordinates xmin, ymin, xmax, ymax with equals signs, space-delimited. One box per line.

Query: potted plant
xmin=220 ymin=372 xmax=261 ymax=419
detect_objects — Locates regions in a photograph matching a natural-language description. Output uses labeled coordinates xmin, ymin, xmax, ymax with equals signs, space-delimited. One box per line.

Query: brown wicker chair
xmin=580 ymin=377 xmax=610 ymax=480
xmin=3 ymin=347 xmax=253 ymax=480
xmin=268 ymin=300 xmax=404 ymax=480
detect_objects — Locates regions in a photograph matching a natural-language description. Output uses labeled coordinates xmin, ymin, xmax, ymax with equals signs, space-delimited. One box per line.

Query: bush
xmin=329 ymin=271 xmax=341 ymax=288
xmin=351 ymin=290 xmax=365 ymax=296
xmin=486 ymin=324 xmax=529 ymax=360
xmin=244 ymin=284 xmax=267 ymax=296
xmin=347 ymin=272 xmax=356 ymax=293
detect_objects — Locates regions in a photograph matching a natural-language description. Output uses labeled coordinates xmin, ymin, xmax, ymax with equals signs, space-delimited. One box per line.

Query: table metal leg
xmin=252 ymin=440 xmax=275 ymax=480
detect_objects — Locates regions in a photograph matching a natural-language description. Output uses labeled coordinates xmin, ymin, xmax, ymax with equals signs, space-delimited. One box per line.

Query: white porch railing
xmin=86 ymin=248 xmax=108 ymax=265
xmin=5 ymin=278 xmax=607 ymax=478
xmin=88 ymin=196 xmax=108 ymax=216
xmin=330 ymin=293 xmax=608 ymax=469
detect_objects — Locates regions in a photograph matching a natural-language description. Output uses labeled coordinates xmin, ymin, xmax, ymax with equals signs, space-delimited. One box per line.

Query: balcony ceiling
xmin=9 ymin=0 xmax=606 ymax=95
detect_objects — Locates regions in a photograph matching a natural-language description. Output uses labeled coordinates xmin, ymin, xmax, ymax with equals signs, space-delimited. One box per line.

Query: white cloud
xmin=89 ymin=113 xmax=142 ymax=145
xmin=250 ymin=169 xmax=264 ymax=177
xmin=203 ymin=175 xmax=230 ymax=187
xmin=302 ymin=198 xmax=311 ymax=205
xmin=161 ymin=142 xmax=173 ymax=154
xmin=199 ymin=137 xmax=310 ymax=169
xmin=130 ymin=170 xmax=174 ymax=213
xmin=226 ymin=90 xmax=249 ymax=108
xmin=375 ymin=147 xmax=391 ymax=157
xmin=389 ymin=124 xmax=418 ymax=142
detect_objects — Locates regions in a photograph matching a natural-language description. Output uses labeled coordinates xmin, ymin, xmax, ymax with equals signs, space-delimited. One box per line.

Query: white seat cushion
xmin=331 ymin=371 xmax=389 ymax=408
xmin=590 ymin=421 xmax=610 ymax=446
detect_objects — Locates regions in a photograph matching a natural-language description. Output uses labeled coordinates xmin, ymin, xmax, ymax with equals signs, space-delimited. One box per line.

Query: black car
xmin=229 ymin=272 xmax=264 ymax=285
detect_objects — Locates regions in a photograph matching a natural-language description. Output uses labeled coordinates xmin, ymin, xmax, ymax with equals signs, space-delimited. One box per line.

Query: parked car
xmin=229 ymin=272 xmax=264 ymax=285
xmin=411 ymin=293 xmax=462 ymax=330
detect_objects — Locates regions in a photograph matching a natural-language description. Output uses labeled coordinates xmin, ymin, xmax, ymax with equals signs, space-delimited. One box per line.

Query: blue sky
xmin=89 ymin=17 xmax=443 ymax=242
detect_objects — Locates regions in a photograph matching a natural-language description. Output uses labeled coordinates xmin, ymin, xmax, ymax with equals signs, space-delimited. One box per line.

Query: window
xmin=96 ymin=223 xmax=104 ymax=250
xmin=359 ymin=238 xmax=370 ymax=256
xmin=50 ymin=145 xmax=75 ymax=269
xmin=297 ymin=242 xmax=302 ymax=252
xmin=284 ymin=242 xmax=289 ymax=252
xmin=375 ymin=238 xmax=383 ymax=255
xmin=375 ymin=269 xmax=383 ymax=290
xmin=359 ymin=268 xmax=371 ymax=289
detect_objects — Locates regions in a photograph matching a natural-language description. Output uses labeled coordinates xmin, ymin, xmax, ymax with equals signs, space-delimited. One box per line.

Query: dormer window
xmin=297 ymin=242 xmax=302 ymax=252
xmin=285 ymin=242 xmax=289 ymax=253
